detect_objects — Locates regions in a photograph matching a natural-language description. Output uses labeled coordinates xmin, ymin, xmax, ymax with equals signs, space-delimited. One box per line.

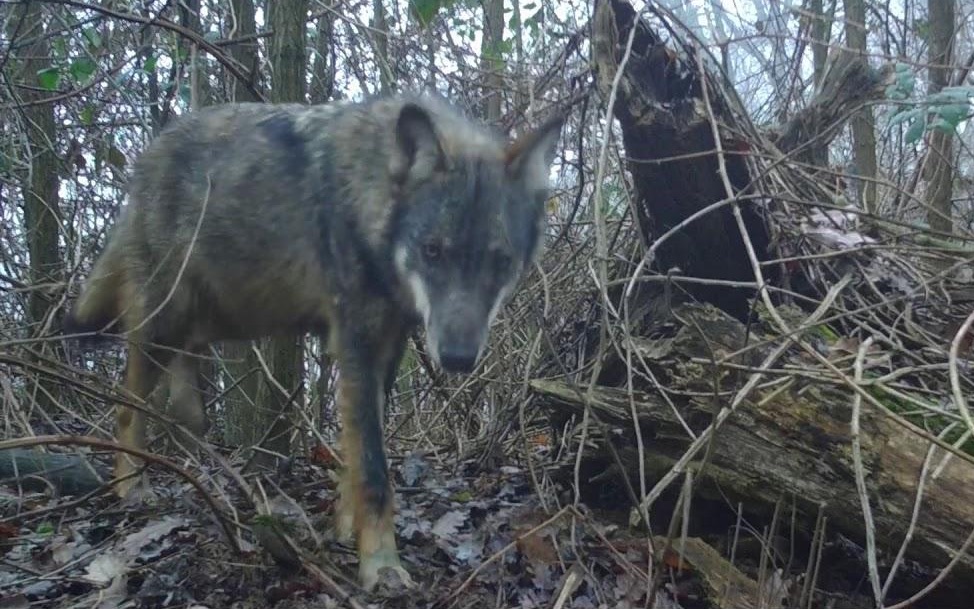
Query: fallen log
xmin=0 ymin=448 xmax=106 ymax=496
xmin=530 ymin=303 xmax=974 ymax=604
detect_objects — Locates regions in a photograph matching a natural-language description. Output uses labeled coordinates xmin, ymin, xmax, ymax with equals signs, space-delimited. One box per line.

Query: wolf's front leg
xmin=333 ymin=321 xmax=414 ymax=592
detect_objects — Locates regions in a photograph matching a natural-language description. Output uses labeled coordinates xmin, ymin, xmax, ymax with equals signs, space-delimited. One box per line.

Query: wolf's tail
xmin=63 ymin=237 xmax=126 ymax=341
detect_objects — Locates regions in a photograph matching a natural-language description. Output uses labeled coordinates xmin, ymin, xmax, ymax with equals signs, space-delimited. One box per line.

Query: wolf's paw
xmin=116 ymin=474 xmax=157 ymax=505
xmin=359 ymin=548 xmax=415 ymax=593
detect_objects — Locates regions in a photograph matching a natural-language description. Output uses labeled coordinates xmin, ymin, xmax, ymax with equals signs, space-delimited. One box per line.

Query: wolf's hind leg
xmin=166 ymin=351 xmax=208 ymax=451
xmin=115 ymin=340 xmax=171 ymax=500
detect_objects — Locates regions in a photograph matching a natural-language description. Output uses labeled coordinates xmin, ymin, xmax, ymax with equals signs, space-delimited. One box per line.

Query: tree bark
xmin=809 ymin=0 xmax=830 ymax=89
xmin=591 ymin=0 xmax=770 ymax=321
xmin=372 ymin=0 xmax=393 ymax=95
xmin=229 ymin=0 xmax=261 ymax=103
xmin=805 ymin=0 xmax=834 ymax=165
xmin=0 ymin=449 xmax=106 ymax=496
xmin=480 ymin=0 xmax=504 ymax=120
xmin=11 ymin=1 xmax=63 ymax=414
xmin=269 ymin=0 xmax=308 ymax=105
xmin=843 ymin=0 xmax=879 ymax=214
xmin=925 ymin=0 xmax=955 ymax=235
xmin=310 ymin=5 xmax=336 ymax=103
xmin=13 ymin=2 xmax=62 ymax=335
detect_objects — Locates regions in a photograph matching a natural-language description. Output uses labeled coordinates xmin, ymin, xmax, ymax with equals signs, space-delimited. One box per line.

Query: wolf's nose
xmin=440 ymin=348 xmax=478 ymax=373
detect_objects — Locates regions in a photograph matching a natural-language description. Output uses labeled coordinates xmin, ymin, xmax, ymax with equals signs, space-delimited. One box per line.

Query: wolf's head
xmin=389 ymin=102 xmax=563 ymax=373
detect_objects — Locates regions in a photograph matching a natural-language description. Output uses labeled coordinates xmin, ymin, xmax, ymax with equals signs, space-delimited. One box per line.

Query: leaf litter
xmin=0 ymin=448 xmax=743 ymax=609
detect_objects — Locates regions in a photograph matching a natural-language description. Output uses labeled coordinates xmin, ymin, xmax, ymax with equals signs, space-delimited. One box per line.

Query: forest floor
xmin=0 ymin=441 xmax=891 ymax=609
xmin=0 ymin=443 xmax=740 ymax=609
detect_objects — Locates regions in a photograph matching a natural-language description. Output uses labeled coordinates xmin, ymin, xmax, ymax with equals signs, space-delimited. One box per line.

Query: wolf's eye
xmin=423 ymin=241 xmax=443 ymax=260
xmin=493 ymin=252 xmax=513 ymax=273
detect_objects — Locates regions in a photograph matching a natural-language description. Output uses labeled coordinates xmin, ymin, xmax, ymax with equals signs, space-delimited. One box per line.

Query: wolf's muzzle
xmin=439 ymin=346 xmax=479 ymax=373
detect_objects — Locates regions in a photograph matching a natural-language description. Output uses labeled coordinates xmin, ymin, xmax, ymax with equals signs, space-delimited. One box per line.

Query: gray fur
xmin=67 ymin=92 xmax=563 ymax=589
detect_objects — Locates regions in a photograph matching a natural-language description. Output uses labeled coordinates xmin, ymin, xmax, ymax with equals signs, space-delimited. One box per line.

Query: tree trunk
xmin=310 ymin=6 xmax=336 ymax=103
xmin=229 ymin=0 xmax=261 ymax=103
xmin=306 ymin=7 xmax=336 ymax=440
xmin=805 ymin=0 xmax=835 ymax=165
xmin=269 ymin=0 xmax=308 ymax=105
xmin=925 ymin=0 xmax=955 ymax=235
xmin=15 ymin=3 xmax=61 ymax=334
xmin=372 ymin=0 xmax=393 ymax=95
xmin=253 ymin=0 xmax=309 ymax=464
xmin=180 ymin=0 xmax=212 ymax=108
xmin=12 ymin=1 xmax=62 ymax=414
xmin=809 ymin=0 xmax=830 ymax=89
xmin=591 ymin=0 xmax=771 ymax=321
xmin=843 ymin=0 xmax=879 ymax=214
xmin=221 ymin=0 xmax=265 ymax=448
xmin=480 ymin=0 xmax=504 ymax=120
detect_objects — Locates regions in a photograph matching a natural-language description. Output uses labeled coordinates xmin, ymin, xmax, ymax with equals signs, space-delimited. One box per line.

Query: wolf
xmin=64 ymin=93 xmax=563 ymax=590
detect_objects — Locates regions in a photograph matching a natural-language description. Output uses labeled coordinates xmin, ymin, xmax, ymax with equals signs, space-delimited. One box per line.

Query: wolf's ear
xmin=390 ymin=103 xmax=446 ymax=189
xmin=505 ymin=113 xmax=564 ymax=193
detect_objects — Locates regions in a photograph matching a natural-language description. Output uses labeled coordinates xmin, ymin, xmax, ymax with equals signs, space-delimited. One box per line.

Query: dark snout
xmin=429 ymin=299 xmax=490 ymax=374
xmin=436 ymin=324 xmax=485 ymax=373
xmin=439 ymin=346 xmax=479 ymax=373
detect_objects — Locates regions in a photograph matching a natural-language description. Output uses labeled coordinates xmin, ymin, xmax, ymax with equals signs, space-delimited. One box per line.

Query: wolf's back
xmin=66 ymin=95 xmax=511 ymax=339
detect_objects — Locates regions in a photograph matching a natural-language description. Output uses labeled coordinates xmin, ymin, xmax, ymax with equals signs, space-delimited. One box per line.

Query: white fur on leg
xmin=358 ymin=528 xmax=415 ymax=592
xmin=335 ymin=473 xmax=356 ymax=544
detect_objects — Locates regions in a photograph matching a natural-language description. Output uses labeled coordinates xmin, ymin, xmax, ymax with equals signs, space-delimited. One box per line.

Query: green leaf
xmin=930 ymin=88 xmax=971 ymax=105
xmin=411 ymin=0 xmax=458 ymax=26
xmin=904 ymin=116 xmax=926 ymax=144
xmin=143 ymin=54 xmax=158 ymax=73
xmin=83 ymin=28 xmax=102 ymax=49
xmin=36 ymin=67 xmax=61 ymax=91
xmin=80 ymin=105 xmax=95 ymax=125
xmin=411 ymin=0 xmax=443 ymax=26
xmin=936 ymin=103 xmax=970 ymax=127
xmin=930 ymin=118 xmax=958 ymax=134
xmin=941 ymin=84 xmax=974 ymax=96
xmin=52 ymin=37 xmax=68 ymax=59
xmin=450 ymin=490 xmax=474 ymax=502
xmin=887 ymin=108 xmax=920 ymax=128
xmin=896 ymin=70 xmax=915 ymax=91
xmin=885 ymin=87 xmax=907 ymax=101
xmin=107 ymin=145 xmax=126 ymax=169
xmin=69 ymin=58 xmax=97 ymax=83
xmin=914 ymin=18 xmax=929 ymax=41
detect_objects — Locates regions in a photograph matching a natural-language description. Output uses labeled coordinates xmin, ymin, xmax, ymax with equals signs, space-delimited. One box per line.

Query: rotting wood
xmin=531 ymin=303 xmax=974 ymax=601
xmin=590 ymin=0 xmax=893 ymax=323
xmin=591 ymin=0 xmax=769 ymax=321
